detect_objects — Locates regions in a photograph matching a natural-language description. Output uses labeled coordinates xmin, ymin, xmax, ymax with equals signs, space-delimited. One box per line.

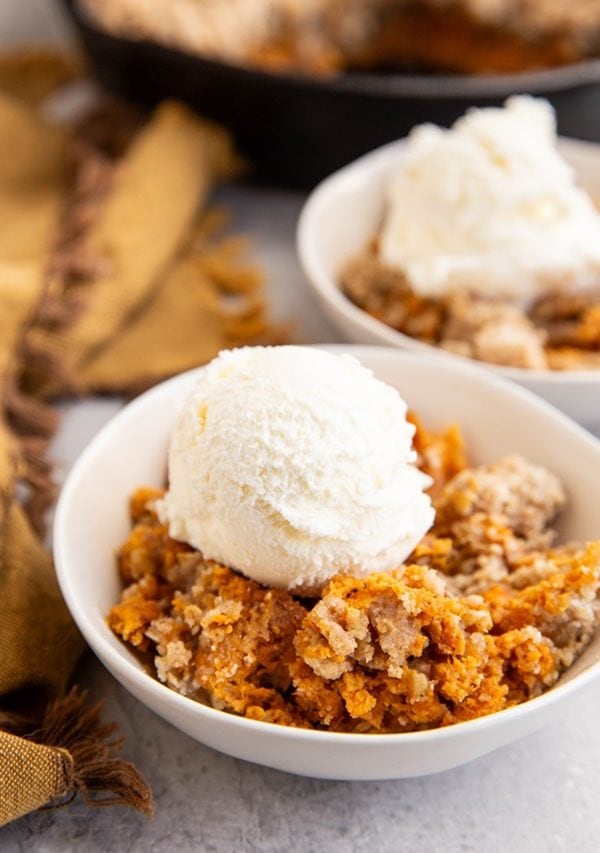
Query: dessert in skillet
xmin=80 ymin=0 xmax=600 ymax=76
xmin=342 ymin=97 xmax=600 ymax=371
xmin=109 ymin=346 xmax=600 ymax=732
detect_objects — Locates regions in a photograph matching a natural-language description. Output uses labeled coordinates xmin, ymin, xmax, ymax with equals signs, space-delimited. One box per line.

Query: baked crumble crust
xmin=81 ymin=0 xmax=600 ymax=75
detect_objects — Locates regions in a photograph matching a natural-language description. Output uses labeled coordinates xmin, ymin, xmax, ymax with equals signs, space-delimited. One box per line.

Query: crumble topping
xmin=108 ymin=420 xmax=600 ymax=733
xmin=80 ymin=0 xmax=600 ymax=75
xmin=434 ymin=455 xmax=566 ymax=538
xmin=341 ymin=254 xmax=600 ymax=371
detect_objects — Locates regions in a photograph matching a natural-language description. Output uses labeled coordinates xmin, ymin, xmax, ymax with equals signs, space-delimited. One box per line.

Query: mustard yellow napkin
xmin=0 ymin=56 xmax=283 ymax=827
xmin=0 ymin=85 xmax=152 ymax=828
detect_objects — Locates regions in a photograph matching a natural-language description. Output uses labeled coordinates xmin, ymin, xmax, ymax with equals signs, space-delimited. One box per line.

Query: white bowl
xmin=297 ymin=138 xmax=600 ymax=428
xmin=54 ymin=346 xmax=600 ymax=781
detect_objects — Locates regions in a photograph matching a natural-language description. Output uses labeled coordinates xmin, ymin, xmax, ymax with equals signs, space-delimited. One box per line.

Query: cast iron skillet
xmin=64 ymin=0 xmax=600 ymax=188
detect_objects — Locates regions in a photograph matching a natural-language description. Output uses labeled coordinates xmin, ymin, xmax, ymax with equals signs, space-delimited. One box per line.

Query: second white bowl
xmin=297 ymin=138 xmax=600 ymax=427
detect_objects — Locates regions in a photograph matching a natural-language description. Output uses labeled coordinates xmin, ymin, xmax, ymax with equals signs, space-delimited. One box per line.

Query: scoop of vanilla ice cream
xmin=158 ymin=346 xmax=434 ymax=592
xmin=379 ymin=96 xmax=600 ymax=305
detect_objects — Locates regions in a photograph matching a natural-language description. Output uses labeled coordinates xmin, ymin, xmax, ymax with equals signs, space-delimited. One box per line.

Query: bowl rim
xmin=297 ymin=136 xmax=600 ymax=386
xmin=54 ymin=346 xmax=600 ymax=746
xmin=66 ymin=0 xmax=600 ymax=99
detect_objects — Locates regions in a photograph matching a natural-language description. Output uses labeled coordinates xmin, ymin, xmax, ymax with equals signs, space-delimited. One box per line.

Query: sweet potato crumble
xmin=341 ymin=254 xmax=600 ymax=371
xmin=108 ymin=421 xmax=600 ymax=732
